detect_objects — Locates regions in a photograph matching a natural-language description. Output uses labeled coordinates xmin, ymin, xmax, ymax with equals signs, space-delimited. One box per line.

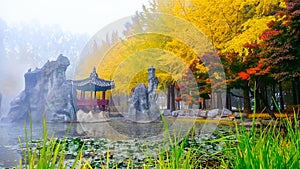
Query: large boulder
xmin=207 ymin=109 xmax=220 ymax=119
xmin=162 ymin=109 xmax=171 ymax=116
xmin=5 ymin=55 xmax=76 ymax=122
xmin=207 ymin=108 xmax=233 ymax=119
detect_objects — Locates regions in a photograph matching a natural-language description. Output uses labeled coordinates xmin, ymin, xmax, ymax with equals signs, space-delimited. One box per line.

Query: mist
xmin=0 ymin=18 xmax=89 ymax=118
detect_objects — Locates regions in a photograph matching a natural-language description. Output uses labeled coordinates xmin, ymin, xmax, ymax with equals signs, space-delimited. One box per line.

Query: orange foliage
xmin=259 ymin=30 xmax=284 ymax=41
xmin=238 ymin=71 xmax=250 ymax=80
xmin=247 ymin=68 xmax=257 ymax=75
xmin=175 ymin=97 xmax=182 ymax=102
xmin=184 ymin=96 xmax=193 ymax=105
xmin=199 ymin=98 xmax=204 ymax=103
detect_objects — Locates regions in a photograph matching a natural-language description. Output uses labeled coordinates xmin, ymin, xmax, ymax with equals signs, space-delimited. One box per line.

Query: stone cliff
xmin=5 ymin=55 xmax=76 ymax=122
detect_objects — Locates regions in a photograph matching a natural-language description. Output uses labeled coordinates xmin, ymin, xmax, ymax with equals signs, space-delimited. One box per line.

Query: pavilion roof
xmin=72 ymin=68 xmax=115 ymax=91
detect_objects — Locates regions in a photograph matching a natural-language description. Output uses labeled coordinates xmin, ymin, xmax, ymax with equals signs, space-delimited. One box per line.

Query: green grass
xmin=220 ymin=92 xmax=300 ymax=169
xmin=221 ymin=112 xmax=300 ymax=169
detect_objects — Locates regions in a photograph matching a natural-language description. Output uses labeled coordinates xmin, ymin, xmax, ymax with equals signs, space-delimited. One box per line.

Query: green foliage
xmin=222 ymin=113 xmax=300 ymax=168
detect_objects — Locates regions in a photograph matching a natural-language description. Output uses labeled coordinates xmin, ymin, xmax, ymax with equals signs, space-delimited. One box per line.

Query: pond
xmin=0 ymin=117 xmax=225 ymax=168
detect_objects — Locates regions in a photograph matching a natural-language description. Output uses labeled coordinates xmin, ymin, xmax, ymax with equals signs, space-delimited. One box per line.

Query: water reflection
xmin=0 ymin=122 xmax=78 ymax=168
xmin=0 ymin=117 xmax=219 ymax=168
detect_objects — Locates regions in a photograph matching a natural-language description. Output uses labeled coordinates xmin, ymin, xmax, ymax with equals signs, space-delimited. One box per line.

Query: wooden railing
xmin=76 ymin=99 xmax=109 ymax=106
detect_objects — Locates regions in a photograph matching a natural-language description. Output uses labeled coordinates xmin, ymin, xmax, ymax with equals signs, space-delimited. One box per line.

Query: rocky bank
xmin=4 ymin=55 xmax=76 ymax=122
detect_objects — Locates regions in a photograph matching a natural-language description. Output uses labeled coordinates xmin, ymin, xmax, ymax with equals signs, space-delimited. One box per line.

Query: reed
xmin=17 ymin=115 xmax=89 ymax=169
xmin=221 ymin=100 xmax=300 ymax=168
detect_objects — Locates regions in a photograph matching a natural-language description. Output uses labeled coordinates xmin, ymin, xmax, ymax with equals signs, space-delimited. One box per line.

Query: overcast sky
xmin=0 ymin=0 xmax=149 ymax=36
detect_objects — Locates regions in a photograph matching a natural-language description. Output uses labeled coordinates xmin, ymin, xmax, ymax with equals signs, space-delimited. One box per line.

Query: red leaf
xmin=199 ymin=98 xmax=204 ymax=103
xmin=175 ymin=97 xmax=181 ymax=102
xmin=205 ymin=79 xmax=211 ymax=84
xmin=247 ymin=68 xmax=257 ymax=75
xmin=259 ymin=30 xmax=284 ymax=41
xmin=244 ymin=42 xmax=259 ymax=48
xmin=256 ymin=64 xmax=261 ymax=69
xmin=238 ymin=72 xmax=250 ymax=80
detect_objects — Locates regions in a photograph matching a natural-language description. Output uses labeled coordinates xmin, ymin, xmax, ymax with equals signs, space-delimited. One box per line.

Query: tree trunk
xmin=176 ymin=87 xmax=180 ymax=110
xmin=211 ymin=93 xmax=215 ymax=109
xmin=262 ymin=84 xmax=268 ymax=110
xmin=279 ymin=82 xmax=284 ymax=111
xmin=272 ymin=84 xmax=277 ymax=111
xmin=256 ymin=91 xmax=277 ymax=119
xmin=170 ymin=84 xmax=176 ymax=112
xmin=167 ymin=84 xmax=170 ymax=110
xmin=255 ymin=80 xmax=261 ymax=112
xmin=297 ymin=78 xmax=300 ymax=105
xmin=243 ymin=89 xmax=251 ymax=114
xmin=226 ymin=89 xmax=232 ymax=110
xmin=217 ymin=92 xmax=222 ymax=109
xmin=292 ymin=80 xmax=297 ymax=105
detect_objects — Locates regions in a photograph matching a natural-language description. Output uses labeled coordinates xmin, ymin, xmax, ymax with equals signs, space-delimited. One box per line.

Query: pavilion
xmin=72 ymin=67 xmax=115 ymax=112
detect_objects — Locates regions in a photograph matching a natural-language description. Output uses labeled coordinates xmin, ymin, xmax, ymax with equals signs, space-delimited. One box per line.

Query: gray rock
xmin=221 ymin=108 xmax=232 ymax=117
xmin=234 ymin=112 xmax=248 ymax=119
xmin=189 ymin=109 xmax=201 ymax=117
xmin=189 ymin=109 xmax=195 ymax=117
xmin=7 ymin=91 xmax=29 ymax=122
xmin=162 ymin=109 xmax=171 ymax=116
xmin=188 ymin=110 xmax=194 ymax=117
xmin=77 ymin=110 xmax=109 ymax=122
xmin=242 ymin=121 xmax=261 ymax=127
xmin=178 ymin=110 xmax=187 ymax=116
xmin=5 ymin=55 xmax=76 ymax=122
xmin=235 ymin=118 xmax=252 ymax=123
xmin=127 ymin=66 xmax=161 ymax=122
xmin=172 ymin=111 xmax=179 ymax=117
xmin=207 ymin=109 xmax=220 ymax=118
xmin=219 ymin=117 xmax=233 ymax=121
xmin=199 ymin=110 xmax=207 ymax=118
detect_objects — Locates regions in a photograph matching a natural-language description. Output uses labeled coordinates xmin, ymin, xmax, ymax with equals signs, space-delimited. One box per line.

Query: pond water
xmin=0 ymin=117 xmax=220 ymax=168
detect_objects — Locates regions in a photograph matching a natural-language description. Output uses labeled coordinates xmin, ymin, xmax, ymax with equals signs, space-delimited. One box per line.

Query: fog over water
xmin=0 ymin=21 xmax=89 ymax=116
xmin=0 ymin=0 xmax=149 ymax=117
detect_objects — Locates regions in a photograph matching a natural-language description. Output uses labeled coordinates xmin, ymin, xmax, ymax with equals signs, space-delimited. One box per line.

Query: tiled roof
xmin=72 ymin=68 xmax=115 ymax=91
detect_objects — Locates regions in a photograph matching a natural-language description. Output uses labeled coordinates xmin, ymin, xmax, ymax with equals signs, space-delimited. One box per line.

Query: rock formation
xmin=5 ymin=55 xmax=76 ymax=122
xmin=127 ymin=66 xmax=161 ymax=123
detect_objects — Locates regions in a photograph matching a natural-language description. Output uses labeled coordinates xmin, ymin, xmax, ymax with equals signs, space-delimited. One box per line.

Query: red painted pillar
xmin=102 ymin=91 xmax=106 ymax=111
xmin=79 ymin=90 xmax=83 ymax=109
xmin=90 ymin=91 xmax=93 ymax=111
xmin=94 ymin=91 xmax=97 ymax=112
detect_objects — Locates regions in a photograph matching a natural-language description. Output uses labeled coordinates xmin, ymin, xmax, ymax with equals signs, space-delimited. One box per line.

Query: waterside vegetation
xmin=17 ymin=110 xmax=299 ymax=169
